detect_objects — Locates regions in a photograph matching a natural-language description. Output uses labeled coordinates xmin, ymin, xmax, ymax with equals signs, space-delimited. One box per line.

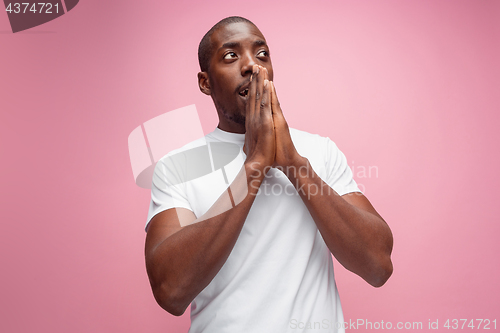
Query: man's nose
xmin=240 ymin=53 xmax=257 ymax=76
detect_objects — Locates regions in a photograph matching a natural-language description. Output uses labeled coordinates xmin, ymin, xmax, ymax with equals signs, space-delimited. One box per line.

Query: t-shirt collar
xmin=209 ymin=127 xmax=245 ymax=145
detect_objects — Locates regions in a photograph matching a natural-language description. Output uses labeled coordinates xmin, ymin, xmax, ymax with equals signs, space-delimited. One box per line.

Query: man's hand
xmin=243 ymin=65 xmax=275 ymax=171
xmin=269 ymin=81 xmax=301 ymax=170
xmin=243 ymin=65 xmax=301 ymax=173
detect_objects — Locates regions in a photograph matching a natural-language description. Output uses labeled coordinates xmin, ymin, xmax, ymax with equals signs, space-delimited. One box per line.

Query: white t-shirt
xmin=147 ymin=127 xmax=361 ymax=333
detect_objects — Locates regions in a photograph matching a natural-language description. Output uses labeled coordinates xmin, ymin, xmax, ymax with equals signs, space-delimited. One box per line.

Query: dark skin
xmin=145 ymin=21 xmax=393 ymax=316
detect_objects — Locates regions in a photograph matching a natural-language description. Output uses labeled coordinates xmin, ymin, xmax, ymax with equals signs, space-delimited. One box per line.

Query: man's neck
xmin=217 ymin=122 xmax=246 ymax=134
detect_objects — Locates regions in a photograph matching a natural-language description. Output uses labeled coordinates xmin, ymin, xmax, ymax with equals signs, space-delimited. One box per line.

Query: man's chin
xmin=218 ymin=105 xmax=246 ymax=127
xmin=233 ymin=114 xmax=246 ymax=126
xmin=228 ymin=108 xmax=246 ymax=126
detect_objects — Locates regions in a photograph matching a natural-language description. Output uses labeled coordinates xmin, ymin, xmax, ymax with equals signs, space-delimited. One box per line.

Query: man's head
xmin=197 ymin=17 xmax=274 ymax=133
xmin=198 ymin=16 xmax=257 ymax=74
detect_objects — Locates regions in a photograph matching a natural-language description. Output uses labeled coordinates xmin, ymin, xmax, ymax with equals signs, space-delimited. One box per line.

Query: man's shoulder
xmin=156 ymin=134 xmax=210 ymax=164
xmin=289 ymin=127 xmax=338 ymax=142
xmin=289 ymin=127 xmax=332 ymax=150
xmin=288 ymin=128 xmax=346 ymax=169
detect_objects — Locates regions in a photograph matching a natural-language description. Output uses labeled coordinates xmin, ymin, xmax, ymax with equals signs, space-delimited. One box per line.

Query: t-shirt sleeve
xmin=324 ymin=137 xmax=362 ymax=196
xmin=146 ymin=156 xmax=193 ymax=231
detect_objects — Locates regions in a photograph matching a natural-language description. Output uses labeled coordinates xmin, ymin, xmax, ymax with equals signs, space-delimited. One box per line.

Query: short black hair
xmin=198 ymin=16 xmax=256 ymax=73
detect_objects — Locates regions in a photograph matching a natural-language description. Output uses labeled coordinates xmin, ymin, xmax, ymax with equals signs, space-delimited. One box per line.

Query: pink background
xmin=1 ymin=0 xmax=499 ymax=332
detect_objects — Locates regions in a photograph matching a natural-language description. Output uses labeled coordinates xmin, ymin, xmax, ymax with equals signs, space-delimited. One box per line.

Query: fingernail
xmin=264 ymin=79 xmax=269 ymax=87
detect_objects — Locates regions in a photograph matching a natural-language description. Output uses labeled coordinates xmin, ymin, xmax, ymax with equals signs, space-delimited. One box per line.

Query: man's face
xmin=199 ymin=21 xmax=274 ymax=133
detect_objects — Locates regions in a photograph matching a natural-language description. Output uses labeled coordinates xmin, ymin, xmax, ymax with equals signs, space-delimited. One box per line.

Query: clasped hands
xmin=243 ymin=65 xmax=302 ymax=174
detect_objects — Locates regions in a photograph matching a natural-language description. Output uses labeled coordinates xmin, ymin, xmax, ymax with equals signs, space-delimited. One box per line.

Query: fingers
xmin=248 ymin=65 xmax=271 ymax=118
xmin=244 ymin=65 xmax=275 ymax=167
xmin=261 ymin=79 xmax=271 ymax=115
xmin=270 ymin=81 xmax=283 ymax=117
xmin=247 ymin=65 xmax=259 ymax=118
xmin=254 ymin=65 xmax=266 ymax=112
xmin=261 ymin=67 xmax=271 ymax=115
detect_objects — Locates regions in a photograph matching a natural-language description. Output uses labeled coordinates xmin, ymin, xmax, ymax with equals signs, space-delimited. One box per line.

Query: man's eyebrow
xmin=218 ymin=40 xmax=268 ymax=51
xmin=253 ymin=40 xmax=268 ymax=48
xmin=219 ymin=41 xmax=240 ymax=51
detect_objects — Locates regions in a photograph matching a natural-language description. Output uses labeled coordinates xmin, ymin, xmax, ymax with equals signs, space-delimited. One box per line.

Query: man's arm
xmin=145 ymin=65 xmax=274 ymax=316
xmin=145 ymin=164 xmax=263 ymax=316
xmin=286 ymin=158 xmax=393 ymax=287
xmin=269 ymin=81 xmax=393 ymax=287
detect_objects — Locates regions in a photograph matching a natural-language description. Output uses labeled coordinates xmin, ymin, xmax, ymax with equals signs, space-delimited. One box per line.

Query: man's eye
xmin=257 ymin=50 xmax=268 ymax=57
xmin=223 ymin=52 xmax=237 ymax=60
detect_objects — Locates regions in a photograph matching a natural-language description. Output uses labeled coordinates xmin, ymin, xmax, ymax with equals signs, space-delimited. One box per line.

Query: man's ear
xmin=198 ymin=72 xmax=211 ymax=95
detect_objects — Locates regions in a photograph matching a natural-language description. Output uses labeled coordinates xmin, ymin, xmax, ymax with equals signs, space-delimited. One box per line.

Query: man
xmin=145 ymin=16 xmax=393 ymax=332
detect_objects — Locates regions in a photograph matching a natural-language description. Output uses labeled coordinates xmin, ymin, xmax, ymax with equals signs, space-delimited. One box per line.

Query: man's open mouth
xmin=239 ymin=88 xmax=249 ymax=98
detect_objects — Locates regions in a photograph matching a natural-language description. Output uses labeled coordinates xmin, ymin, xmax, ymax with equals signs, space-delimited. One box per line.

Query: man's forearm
xmin=284 ymin=156 xmax=393 ymax=287
xmin=146 ymin=162 xmax=266 ymax=315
